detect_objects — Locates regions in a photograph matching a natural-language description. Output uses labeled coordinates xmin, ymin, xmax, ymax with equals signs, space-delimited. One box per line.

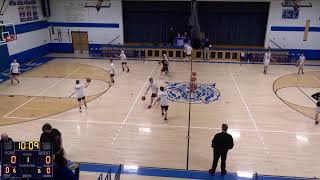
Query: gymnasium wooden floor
xmin=0 ymin=56 xmax=320 ymax=179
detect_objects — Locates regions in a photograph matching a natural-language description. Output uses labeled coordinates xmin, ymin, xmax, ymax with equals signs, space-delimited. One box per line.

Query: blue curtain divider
xmin=123 ymin=1 xmax=269 ymax=46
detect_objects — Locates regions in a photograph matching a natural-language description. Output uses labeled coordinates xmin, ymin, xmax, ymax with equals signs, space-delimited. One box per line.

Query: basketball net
xmin=96 ymin=0 xmax=103 ymax=12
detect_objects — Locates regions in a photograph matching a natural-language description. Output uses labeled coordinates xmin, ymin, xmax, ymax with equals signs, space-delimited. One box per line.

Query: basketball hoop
xmin=0 ymin=23 xmax=17 ymax=45
xmin=96 ymin=0 xmax=103 ymax=12
xmin=292 ymin=0 xmax=299 ymax=11
xmin=282 ymin=0 xmax=312 ymax=8
xmin=84 ymin=0 xmax=112 ymax=11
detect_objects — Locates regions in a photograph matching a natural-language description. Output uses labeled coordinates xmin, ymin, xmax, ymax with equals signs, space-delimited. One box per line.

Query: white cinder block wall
xmin=48 ymin=0 xmax=124 ymax=45
xmin=265 ymin=0 xmax=320 ymax=50
xmin=0 ymin=0 xmax=49 ymax=56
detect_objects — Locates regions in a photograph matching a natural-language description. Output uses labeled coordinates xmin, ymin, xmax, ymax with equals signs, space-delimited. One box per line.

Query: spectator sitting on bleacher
xmin=203 ymin=38 xmax=210 ymax=59
xmin=175 ymin=33 xmax=185 ymax=47
xmin=40 ymin=123 xmax=62 ymax=155
xmin=0 ymin=133 xmax=13 ymax=162
xmin=1 ymin=133 xmax=13 ymax=142
xmin=53 ymin=150 xmax=79 ymax=180
xmin=168 ymin=27 xmax=175 ymax=46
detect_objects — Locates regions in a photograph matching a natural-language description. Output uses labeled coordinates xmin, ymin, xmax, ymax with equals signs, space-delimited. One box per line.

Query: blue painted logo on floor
xmin=165 ymin=82 xmax=220 ymax=104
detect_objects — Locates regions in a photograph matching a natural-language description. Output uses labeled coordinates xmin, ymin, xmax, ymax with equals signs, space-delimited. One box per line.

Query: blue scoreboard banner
xmin=1 ymin=141 xmax=53 ymax=179
xmin=282 ymin=9 xmax=299 ymax=19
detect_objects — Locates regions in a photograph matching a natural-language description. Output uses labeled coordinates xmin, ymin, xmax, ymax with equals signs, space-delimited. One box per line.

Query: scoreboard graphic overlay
xmin=1 ymin=141 xmax=53 ymax=179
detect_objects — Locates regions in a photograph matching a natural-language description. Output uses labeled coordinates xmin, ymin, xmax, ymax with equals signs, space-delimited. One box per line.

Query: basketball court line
xmin=2 ymin=68 xmax=81 ymax=118
xmin=297 ymin=87 xmax=317 ymax=104
xmin=48 ymin=56 xmax=320 ymax=67
xmin=4 ymin=116 xmax=320 ymax=135
xmin=111 ymin=63 xmax=158 ymax=144
xmin=311 ymin=74 xmax=320 ymax=83
xmin=230 ymin=72 xmax=271 ymax=155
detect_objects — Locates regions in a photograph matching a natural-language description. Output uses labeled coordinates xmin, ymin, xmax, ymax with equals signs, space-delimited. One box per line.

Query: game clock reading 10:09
xmin=15 ymin=141 xmax=40 ymax=151
xmin=1 ymin=141 xmax=53 ymax=179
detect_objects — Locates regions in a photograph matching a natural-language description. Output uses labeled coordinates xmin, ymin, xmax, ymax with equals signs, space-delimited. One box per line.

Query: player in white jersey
xmin=144 ymin=77 xmax=158 ymax=109
xmin=184 ymin=42 xmax=193 ymax=61
xmin=155 ymin=86 xmax=169 ymax=120
xmin=74 ymin=80 xmax=89 ymax=112
xmin=263 ymin=50 xmax=273 ymax=74
xmin=120 ymin=50 xmax=130 ymax=72
xmin=109 ymin=59 xmax=115 ymax=83
xmin=297 ymin=53 xmax=306 ymax=75
xmin=10 ymin=59 xmax=20 ymax=84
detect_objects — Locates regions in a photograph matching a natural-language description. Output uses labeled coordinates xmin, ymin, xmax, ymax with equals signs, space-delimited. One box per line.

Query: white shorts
xmin=316 ymin=107 xmax=320 ymax=113
xmin=264 ymin=59 xmax=270 ymax=66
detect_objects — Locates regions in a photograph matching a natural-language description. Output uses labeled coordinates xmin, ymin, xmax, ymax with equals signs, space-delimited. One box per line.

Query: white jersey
xmin=149 ymin=82 xmax=158 ymax=94
xmin=299 ymin=55 xmax=306 ymax=66
xmin=185 ymin=45 xmax=192 ymax=56
xmin=163 ymin=54 xmax=169 ymax=61
xmin=74 ymin=84 xmax=85 ymax=98
xmin=158 ymin=91 xmax=169 ymax=106
xmin=10 ymin=62 xmax=20 ymax=73
xmin=109 ymin=63 xmax=115 ymax=75
xmin=264 ymin=52 xmax=271 ymax=65
xmin=120 ymin=53 xmax=127 ymax=62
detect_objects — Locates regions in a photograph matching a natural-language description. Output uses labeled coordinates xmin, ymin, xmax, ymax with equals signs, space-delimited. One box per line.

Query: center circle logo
xmin=165 ymin=82 xmax=220 ymax=104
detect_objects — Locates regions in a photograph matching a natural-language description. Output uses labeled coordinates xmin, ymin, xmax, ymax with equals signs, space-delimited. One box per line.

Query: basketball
xmin=192 ymin=72 xmax=197 ymax=76
xmin=86 ymin=77 xmax=91 ymax=83
xmin=295 ymin=61 xmax=300 ymax=67
xmin=141 ymin=96 xmax=146 ymax=101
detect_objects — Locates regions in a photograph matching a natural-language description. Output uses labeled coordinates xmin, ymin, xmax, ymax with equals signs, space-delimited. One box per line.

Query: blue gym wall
xmin=0 ymin=45 xmax=10 ymax=72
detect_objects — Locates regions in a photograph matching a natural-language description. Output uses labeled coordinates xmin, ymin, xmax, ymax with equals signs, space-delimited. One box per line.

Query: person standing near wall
xmin=209 ymin=124 xmax=234 ymax=176
xmin=203 ymin=38 xmax=210 ymax=59
xmin=297 ymin=53 xmax=306 ymax=75
xmin=168 ymin=27 xmax=175 ymax=46
xmin=263 ymin=50 xmax=273 ymax=74
xmin=109 ymin=59 xmax=115 ymax=83
xmin=120 ymin=50 xmax=130 ymax=72
xmin=184 ymin=42 xmax=193 ymax=61
xmin=10 ymin=59 xmax=20 ymax=84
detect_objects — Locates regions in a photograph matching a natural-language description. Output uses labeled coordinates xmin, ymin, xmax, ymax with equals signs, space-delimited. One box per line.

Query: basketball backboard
xmin=0 ymin=23 xmax=17 ymax=45
xmin=84 ymin=0 xmax=111 ymax=8
xmin=282 ymin=0 xmax=312 ymax=8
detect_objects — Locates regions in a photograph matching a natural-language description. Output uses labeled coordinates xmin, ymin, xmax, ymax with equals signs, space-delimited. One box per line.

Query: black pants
xmin=211 ymin=149 xmax=228 ymax=173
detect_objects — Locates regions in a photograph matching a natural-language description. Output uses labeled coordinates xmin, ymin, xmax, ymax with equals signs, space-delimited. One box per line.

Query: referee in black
xmin=209 ymin=124 xmax=234 ymax=176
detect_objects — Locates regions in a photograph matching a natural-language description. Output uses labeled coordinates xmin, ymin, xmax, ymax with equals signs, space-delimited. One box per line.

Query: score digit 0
xmin=46 ymin=167 xmax=51 ymax=174
xmin=5 ymin=167 xmax=10 ymax=174
xmin=45 ymin=156 xmax=51 ymax=164
xmin=11 ymin=155 xmax=16 ymax=164
xmin=34 ymin=142 xmax=39 ymax=150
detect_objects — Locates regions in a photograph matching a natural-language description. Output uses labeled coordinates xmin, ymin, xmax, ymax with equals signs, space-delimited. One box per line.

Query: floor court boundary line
xmin=230 ymin=72 xmax=271 ymax=155
xmin=230 ymin=73 xmax=259 ymax=131
xmin=48 ymin=56 xmax=320 ymax=67
xmin=111 ymin=63 xmax=158 ymax=144
xmin=2 ymin=68 xmax=81 ymax=118
xmin=4 ymin=116 xmax=320 ymax=135
xmin=297 ymin=87 xmax=317 ymax=104
xmin=311 ymin=74 xmax=320 ymax=83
